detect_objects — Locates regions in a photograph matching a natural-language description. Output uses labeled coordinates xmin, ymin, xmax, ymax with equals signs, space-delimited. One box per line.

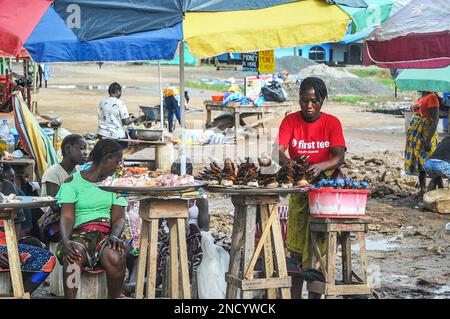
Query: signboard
xmin=258 ymin=50 xmax=275 ymax=73
xmin=242 ymin=52 xmax=258 ymax=72
xmin=244 ymin=74 xmax=273 ymax=101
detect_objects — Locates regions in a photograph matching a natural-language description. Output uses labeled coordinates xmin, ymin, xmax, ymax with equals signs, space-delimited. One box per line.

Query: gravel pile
xmin=275 ymin=56 xmax=317 ymax=74
xmin=279 ymin=60 xmax=393 ymax=98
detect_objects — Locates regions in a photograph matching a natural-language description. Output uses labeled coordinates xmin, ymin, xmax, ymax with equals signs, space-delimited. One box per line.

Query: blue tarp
xmin=337 ymin=27 xmax=374 ymax=44
xmin=24 ymin=7 xmax=182 ymax=63
xmin=53 ymin=0 xmax=299 ymax=41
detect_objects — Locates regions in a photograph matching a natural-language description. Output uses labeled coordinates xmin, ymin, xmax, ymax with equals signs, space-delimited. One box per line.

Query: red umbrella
xmin=0 ymin=0 xmax=51 ymax=56
xmin=364 ymin=0 xmax=450 ymax=69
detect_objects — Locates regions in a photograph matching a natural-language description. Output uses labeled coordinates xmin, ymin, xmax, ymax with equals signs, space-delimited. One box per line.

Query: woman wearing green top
xmin=56 ymin=139 xmax=127 ymax=299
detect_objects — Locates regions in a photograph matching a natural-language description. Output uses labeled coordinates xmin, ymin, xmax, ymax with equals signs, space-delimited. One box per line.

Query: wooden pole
xmin=179 ymin=42 xmax=186 ymax=175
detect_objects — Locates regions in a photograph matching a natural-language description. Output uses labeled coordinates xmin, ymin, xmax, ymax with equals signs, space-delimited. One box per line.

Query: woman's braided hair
xmin=90 ymin=139 xmax=122 ymax=164
xmin=299 ymin=77 xmax=328 ymax=102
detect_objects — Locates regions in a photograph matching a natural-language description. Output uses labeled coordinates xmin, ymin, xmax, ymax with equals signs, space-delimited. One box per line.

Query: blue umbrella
xmin=24 ymin=6 xmax=182 ymax=62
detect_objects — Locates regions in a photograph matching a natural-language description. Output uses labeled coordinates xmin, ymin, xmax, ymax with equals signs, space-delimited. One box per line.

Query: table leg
xmin=241 ymin=205 xmax=256 ymax=299
xmin=235 ymin=111 xmax=240 ymax=142
xmin=271 ymin=209 xmax=291 ymax=299
xmin=169 ymin=219 xmax=179 ymax=298
xmin=206 ymin=109 xmax=212 ymax=124
xmin=177 ymin=219 xmax=191 ymax=298
xmin=260 ymin=204 xmax=276 ymax=299
xmin=146 ymin=220 xmax=159 ymax=299
xmin=226 ymin=205 xmax=245 ymax=299
xmin=341 ymin=232 xmax=352 ymax=284
xmin=135 ymin=221 xmax=149 ymax=299
xmin=3 ymin=219 xmax=27 ymax=299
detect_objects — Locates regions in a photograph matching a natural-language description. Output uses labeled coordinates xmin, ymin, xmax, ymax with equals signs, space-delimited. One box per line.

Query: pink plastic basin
xmin=308 ymin=187 xmax=371 ymax=218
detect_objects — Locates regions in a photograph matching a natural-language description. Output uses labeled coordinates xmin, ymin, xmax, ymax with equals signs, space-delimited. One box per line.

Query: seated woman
xmin=38 ymin=134 xmax=88 ymax=243
xmin=56 ymin=139 xmax=128 ymax=299
xmin=0 ymin=162 xmax=56 ymax=294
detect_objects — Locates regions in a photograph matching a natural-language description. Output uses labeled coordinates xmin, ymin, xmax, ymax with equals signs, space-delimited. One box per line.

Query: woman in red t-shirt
xmin=273 ymin=77 xmax=346 ymax=298
xmin=404 ymin=91 xmax=439 ymax=196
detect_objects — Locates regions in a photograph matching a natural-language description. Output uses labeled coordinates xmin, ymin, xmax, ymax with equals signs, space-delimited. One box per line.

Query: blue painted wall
xmin=275 ymin=44 xmax=331 ymax=62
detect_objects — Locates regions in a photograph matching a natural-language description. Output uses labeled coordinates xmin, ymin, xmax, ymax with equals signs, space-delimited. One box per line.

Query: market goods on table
xmin=196 ymin=156 xmax=311 ymax=188
xmin=102 ymin=169 xmax=195 ymax=188
xmin=0 ymin=194 xmax=57 ymax=209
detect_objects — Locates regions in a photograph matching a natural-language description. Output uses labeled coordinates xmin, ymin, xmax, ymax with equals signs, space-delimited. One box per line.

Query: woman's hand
xmin=63 ymin=241 xmax=83 ymax=264
xmin=107 ymin=234 xmax=124 ymax=252
xmin=423 ymin=141 xmax=432 ymax=152
xmin=0 ymin=252 xmax=9 ymax=269
xmin=306 ymin=162 xmax=328 ymax=179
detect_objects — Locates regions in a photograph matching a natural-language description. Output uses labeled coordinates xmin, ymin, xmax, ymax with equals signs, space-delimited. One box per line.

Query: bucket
xmin=308 ymin=187 xmax=371 ymax=218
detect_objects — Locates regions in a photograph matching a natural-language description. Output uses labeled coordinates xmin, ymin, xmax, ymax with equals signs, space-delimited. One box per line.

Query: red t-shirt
xmin=276 ymin=112 xmax=346 ymax=164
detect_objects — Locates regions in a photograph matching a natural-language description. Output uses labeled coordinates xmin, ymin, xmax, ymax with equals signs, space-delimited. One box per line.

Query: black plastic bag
xmin=261 ymin=81 xmax=286 ymax=102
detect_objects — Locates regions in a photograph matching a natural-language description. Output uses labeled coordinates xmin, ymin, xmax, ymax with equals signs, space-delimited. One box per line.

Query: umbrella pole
xmin=179 ymin=41 xmax=186 ymax=176
xmin=158 ymin=61 xmax=163 ymax=130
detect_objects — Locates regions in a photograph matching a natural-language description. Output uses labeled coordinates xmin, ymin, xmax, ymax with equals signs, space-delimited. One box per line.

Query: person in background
xmin=163 ymin=87 xmax=181 ymax=133
xmin=272 ymin=77 xmax=346 ymax=298
xmin=424 ymin=135 xmax=450 ymax=191
xmin=0 ymin=162 xmax=56 ymax=294
xmin=56 ymin=139 xmax=128 ymax=299
xmin=405 ymin=91 xmax=440 ymax=197
xmin=2 ymin=164 xmax=34 ymax=238
xmin=97 ymin=82 xmax=138 ymax=148
xmin=38 ymin=134 xmax=88 ymax=243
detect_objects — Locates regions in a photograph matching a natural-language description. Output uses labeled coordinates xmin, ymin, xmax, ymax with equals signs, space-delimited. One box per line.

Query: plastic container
xmin=308 ymin=187 xmax=371 ymax=218
xmin=211 ymin=95 xmax=224 ymax=102
xmin=0 ymin=118 xmax=15 ymax=153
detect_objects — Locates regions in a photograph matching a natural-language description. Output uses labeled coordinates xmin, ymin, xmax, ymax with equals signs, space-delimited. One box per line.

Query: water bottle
xmin=0 ymin=118 xmax=15 ymax=153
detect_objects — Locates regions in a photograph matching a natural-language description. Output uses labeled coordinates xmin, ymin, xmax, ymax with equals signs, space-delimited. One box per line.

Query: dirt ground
xmin=25 ymin=63 xmax=449 ymax=299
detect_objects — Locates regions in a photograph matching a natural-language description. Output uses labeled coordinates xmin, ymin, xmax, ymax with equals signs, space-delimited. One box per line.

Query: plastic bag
xmin=196 ymin=231 xmax=230 ymax=299
xmin=261 ymin=81 xmax=286 ymax=102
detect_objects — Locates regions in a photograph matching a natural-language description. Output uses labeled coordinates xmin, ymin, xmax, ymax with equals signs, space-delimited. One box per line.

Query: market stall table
xmin=99 ymin=182 xmax=206 ymax=299
xmin=0 ymin=196 xmax=57 ymax=299
xmin=117 ymin=139 xmax=170 ymax=171
xmin=204 ymin=100 xmax=294 ymax=141
xmin=206 ymin=186 xmax=310 ymax=299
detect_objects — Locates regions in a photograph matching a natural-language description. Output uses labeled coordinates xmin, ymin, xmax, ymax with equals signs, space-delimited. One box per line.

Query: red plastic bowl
xmin=212 ymin=95 xmax=224 ymax=102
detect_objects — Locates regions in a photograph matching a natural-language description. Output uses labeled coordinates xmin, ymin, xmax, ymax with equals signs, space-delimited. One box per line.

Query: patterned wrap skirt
xmin=405 ymin=115 xmax=438 ymax=176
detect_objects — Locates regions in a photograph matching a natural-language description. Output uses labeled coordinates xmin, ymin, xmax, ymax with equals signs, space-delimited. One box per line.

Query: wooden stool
xmin=307 ymin=217 xmax=373 ymax=299
xmin=49 ymin=241 xmax=64 ymax=297
xmin=226 ymin=195 xmax=291 ymax=299
xmin=0 ymin=209 xmax=30 ymax=299
xmin=135 ymin=198 xmax=191 ymax=299
xmin=76 ymin=269 xmax=108 ymax=299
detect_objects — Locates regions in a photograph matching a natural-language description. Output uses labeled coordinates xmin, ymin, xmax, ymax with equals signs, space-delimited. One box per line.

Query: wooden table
xmin=204 ymin=100 xmax=294 ymax=141
xmin=0 ymin=196 xmax=57 ymax=299
xmin=206 ymin=186 xmax=309 ymax=299
xmin=117 ymin=139 xmax=169 ymax=171
xmin=99 ymin=183 xmax=206 ymax=299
